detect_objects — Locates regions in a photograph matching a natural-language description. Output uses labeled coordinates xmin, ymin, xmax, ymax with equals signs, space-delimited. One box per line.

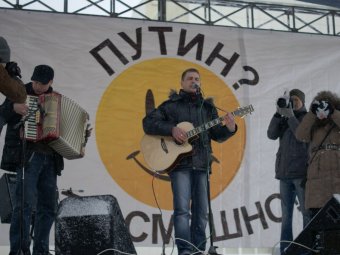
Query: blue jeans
xmin=280 ymin=178 xmax=310 ymax=254
xmin=10 ymin=152 xmax=57 ymax=255
xmin=169 ymin=169 xmax=208 ymax=255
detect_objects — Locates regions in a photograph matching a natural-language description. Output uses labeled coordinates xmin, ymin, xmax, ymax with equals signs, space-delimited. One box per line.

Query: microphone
xmin=193 ymin=83 xmax=201 ymax=94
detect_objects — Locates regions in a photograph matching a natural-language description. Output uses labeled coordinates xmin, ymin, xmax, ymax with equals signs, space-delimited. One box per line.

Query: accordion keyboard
xmin=25 ymin=96 xmax=41 ymax=141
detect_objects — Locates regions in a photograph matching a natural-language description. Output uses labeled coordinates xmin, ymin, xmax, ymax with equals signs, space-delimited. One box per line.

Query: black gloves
xmin=310 ymin=100 xmax=319 ymax=115
xmin=276 ymin=104 xmax=294 ymax=118
xmin=310 ymin=100 xmax=334 ymax=119
xmin=5 ymin=61 xmax=22 ymax=78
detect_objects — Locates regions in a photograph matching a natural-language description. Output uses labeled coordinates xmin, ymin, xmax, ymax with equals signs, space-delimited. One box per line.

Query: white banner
xmin=0 ymin=9 xmax=339 ymax=249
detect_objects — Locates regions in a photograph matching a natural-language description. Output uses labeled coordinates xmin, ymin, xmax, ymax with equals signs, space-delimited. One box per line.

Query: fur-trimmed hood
xmin=168 ymin=89 xmax=215 ymax=105
xmin=312 ymin=90 xmax=340 ymax=110
xmin=312 ymin=90 xmax=340 ymax=127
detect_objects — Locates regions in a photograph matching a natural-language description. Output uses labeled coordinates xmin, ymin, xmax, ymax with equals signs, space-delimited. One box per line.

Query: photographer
xmin=296 ymin=91 xmax=340 ymax=219
xmin=0 ymin=36 xmax=26 ymax=103
xmin=267 ymin=89 xmax=310 ymax=254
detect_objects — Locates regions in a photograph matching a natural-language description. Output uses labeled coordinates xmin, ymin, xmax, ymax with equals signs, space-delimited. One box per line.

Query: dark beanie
xmin=31 ymin=65 xmax=54 ymax=85
xmin=0 ymin=37 xmax=10 ymax=63
xmin=290 ymin=89 xmax=305 ymax=104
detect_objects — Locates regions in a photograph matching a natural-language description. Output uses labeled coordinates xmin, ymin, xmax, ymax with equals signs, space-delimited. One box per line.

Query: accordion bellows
xmin=25 ymin=92 xmax=89 ymax=159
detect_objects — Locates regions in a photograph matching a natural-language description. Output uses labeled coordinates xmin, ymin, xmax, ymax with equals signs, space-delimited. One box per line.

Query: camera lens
xmin=277 ymin=98 xmax=287 ymax=108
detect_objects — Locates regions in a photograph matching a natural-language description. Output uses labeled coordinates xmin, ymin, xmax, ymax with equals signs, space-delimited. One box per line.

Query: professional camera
xmin=276 ymin=90 xmax=292 ymax=108
xmin=5 ymin=61 xmax=22 ymax=78
xmin=277 ymin=97 xmax=292 ymax=108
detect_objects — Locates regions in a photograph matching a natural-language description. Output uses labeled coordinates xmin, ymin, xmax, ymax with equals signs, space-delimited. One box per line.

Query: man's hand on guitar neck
xmin=221 ymin=112 xmax=236 ymax=132
xmin=172 ymin=126 xmax=187 ymax=144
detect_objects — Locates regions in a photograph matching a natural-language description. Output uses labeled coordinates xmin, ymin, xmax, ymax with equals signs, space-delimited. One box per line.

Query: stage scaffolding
xmin=0 ymin=0 xmax=340 ymax=36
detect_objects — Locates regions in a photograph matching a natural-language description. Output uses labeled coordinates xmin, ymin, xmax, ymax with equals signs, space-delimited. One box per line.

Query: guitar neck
xmin=185 ymin=105 xmax=253 ymax=139
xmin=186 ymin=117 xmax=224 ymax=139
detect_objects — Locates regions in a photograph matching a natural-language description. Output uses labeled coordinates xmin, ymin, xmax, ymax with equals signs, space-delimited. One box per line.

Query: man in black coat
xmin=0 ymin=65 xmax=63 ymax=255
xmin=143 ymin=68 xmax=237 ymax=255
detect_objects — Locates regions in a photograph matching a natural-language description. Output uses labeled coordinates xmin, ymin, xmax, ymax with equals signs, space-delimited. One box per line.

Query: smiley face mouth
xmin=126 ymin=150 xmax=170 ymax=181
xmin=126 ymin=149 xmax=220 ymax=182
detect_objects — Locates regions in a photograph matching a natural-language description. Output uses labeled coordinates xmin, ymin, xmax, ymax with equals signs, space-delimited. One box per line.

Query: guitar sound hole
xmin=161 ymin=138 xmax=169 ymax=153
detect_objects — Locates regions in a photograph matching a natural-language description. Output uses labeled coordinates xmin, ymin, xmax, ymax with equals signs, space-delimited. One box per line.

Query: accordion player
xmin=23 ymin=91 xmax=90 ymax=160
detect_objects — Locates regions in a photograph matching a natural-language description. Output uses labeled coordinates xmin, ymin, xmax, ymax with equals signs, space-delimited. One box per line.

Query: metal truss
xmin=1 ymin=0 xmax=340 ymax=36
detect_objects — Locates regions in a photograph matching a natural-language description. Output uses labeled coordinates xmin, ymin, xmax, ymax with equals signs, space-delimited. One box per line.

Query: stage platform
xmin=0 ymin=246 xmax=275 ymax=255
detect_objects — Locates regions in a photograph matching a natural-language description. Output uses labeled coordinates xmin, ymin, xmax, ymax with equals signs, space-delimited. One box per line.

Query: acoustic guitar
xmin=140 ymin=104 xmax=254 ymax=174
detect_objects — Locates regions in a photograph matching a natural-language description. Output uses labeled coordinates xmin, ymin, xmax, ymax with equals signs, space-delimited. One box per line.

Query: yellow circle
xmin=96 ymin=58 xmax=246 ymax=210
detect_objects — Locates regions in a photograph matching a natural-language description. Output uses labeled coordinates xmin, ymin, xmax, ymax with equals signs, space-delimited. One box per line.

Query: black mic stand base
xmin=207 ymin=245 xmax=221 ymax=255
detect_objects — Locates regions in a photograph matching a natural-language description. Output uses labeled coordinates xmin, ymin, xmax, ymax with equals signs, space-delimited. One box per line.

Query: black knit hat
xmin=290 ymin=89 xmax=305 ymax=104
xmin=0 ymin=37 xmax=10 ymax=63
xmin=31 ymin=65 xmax=54 ymax=85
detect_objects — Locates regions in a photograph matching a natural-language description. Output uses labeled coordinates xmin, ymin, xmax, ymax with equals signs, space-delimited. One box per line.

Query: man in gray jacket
xmin=267 ymin=89 xmax=310 ymax=254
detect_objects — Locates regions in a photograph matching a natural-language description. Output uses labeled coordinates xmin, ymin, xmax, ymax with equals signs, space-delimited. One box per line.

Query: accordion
xmin=24 ymin=92 xmax=89 ymax=160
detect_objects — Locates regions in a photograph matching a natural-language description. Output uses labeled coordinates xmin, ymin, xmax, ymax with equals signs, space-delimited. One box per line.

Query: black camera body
xmin=5 ymin=61 xmax=21 ymax=78
xmin=277 ymin=97 xmax=292 ymax=108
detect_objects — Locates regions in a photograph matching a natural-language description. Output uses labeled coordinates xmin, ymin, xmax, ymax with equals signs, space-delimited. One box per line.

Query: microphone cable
xmin=271 ymin=240 xmax=320 ymax=255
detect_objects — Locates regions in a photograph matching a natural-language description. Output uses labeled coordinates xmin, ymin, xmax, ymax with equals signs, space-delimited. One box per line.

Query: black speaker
xmin=0 ymin=173 xmax=39 ymax=225
xmin=0 ymin=173 xmax=16 ymax=223
xmin=284 ymin=194 xmax=340 ymax=255
xmin=55 ymin=195 xmax=136 ymax=255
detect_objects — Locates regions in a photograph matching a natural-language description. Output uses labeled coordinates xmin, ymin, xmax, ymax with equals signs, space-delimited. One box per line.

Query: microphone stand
xmin=14 ymin=108 xmax=39 ymax=255
xmin=15 ymin=117 xmax=28 ymax=255
xmin=206 ymin=169 xmax=219 ymax=255
xmin=204 ymin=145 xmax=219 ymax=255
xmin=197 ymin=88 xmax=220 ymax=255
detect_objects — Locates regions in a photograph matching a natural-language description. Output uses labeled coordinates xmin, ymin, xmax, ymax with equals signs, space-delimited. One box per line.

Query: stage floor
xmin=0 ymin=246 xmax=276 ymax=255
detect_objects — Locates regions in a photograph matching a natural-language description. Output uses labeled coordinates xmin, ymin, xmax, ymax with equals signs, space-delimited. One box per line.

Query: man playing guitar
xmin=142 ymin=68 xmax=237 ymax=255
